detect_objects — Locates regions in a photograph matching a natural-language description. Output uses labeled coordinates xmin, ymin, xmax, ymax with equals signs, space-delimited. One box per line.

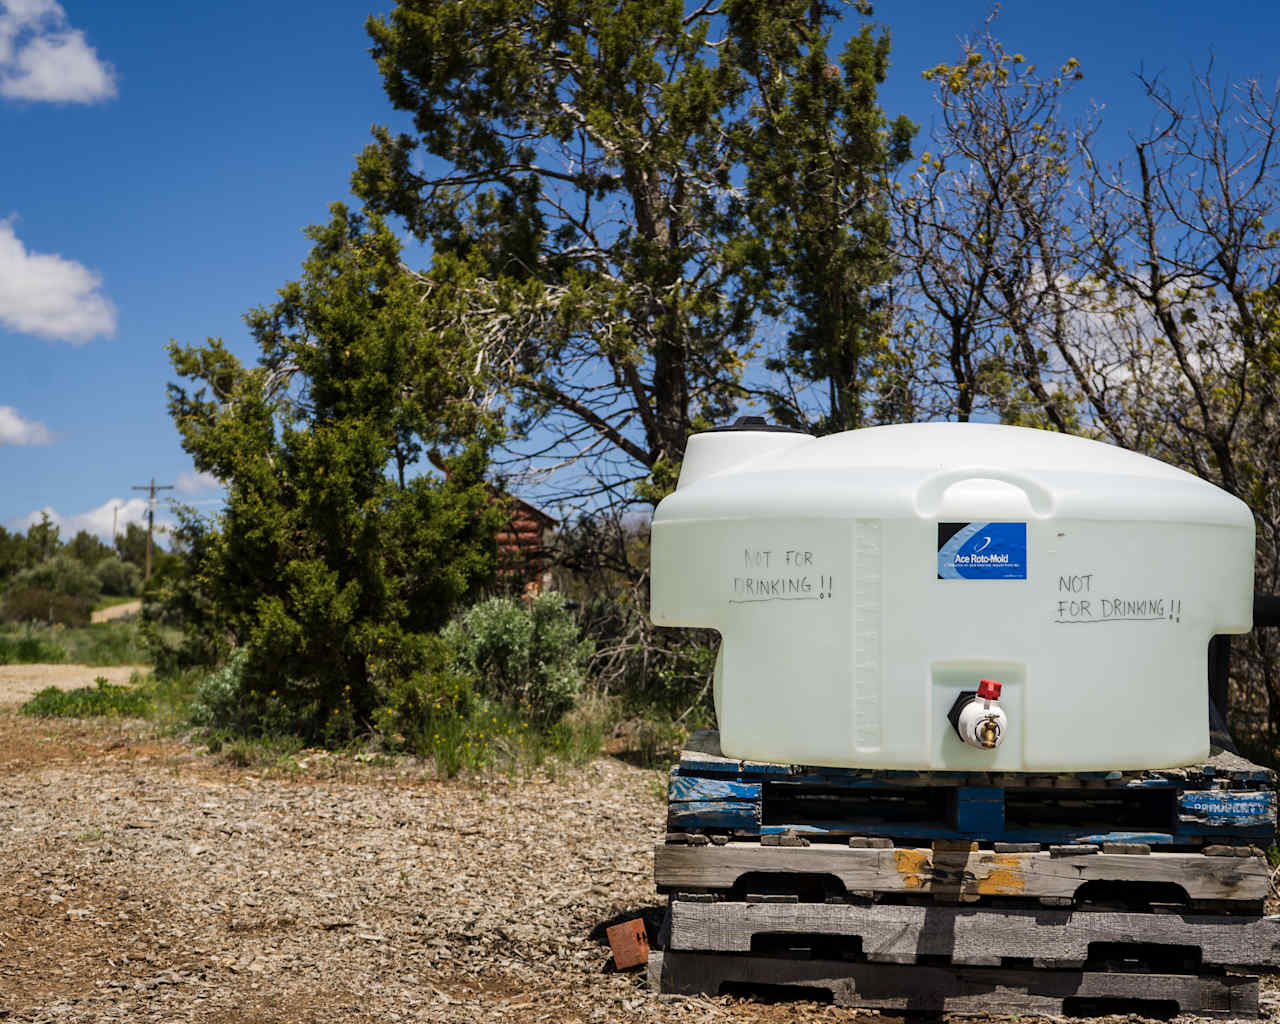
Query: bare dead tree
xmin=1075 ymin=67 xmax=1280 ymax=756
xmin=892 ymin=22 xmax=1096 ymax=428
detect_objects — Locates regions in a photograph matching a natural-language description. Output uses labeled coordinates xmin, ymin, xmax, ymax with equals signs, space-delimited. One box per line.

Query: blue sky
xmin=2 ymin=0 xmax=1276 ymax=541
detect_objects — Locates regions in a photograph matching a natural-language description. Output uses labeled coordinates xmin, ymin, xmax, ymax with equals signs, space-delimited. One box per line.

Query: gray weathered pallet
xmin=667 ymin=899 xmax=1280 ymax=969
xmin=649 ymin=951 xmax=1260 ymax=1018
xmin=654 ymin=842 xmax=1271 ymax=905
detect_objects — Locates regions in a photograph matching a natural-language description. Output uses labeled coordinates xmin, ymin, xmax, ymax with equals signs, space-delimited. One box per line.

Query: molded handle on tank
xmin=915 ymin=466 xmax=1056 ymax=518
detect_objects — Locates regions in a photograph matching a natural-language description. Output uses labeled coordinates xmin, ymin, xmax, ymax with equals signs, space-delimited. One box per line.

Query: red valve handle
xmin=977 ymin=679 xmax=1002 ymax=701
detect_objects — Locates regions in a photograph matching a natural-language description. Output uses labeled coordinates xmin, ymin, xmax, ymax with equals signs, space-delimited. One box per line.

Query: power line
xmin=130 ymin=478 xmax=175 ymax=581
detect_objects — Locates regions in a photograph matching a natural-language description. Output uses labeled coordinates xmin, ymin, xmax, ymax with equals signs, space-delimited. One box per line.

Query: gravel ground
xmin=1 ymin=668 xmax=1276 ymax=1023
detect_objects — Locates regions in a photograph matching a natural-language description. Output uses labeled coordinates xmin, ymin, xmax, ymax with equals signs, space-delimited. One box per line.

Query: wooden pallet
xmin=649 ymin=951 xmax=1260 ymax=1018
xmin=666 ymin=898 xmax=1280 ymax=969
xmin=668 ymin=732 xmax=1276 ymax=846
xmin=654 ymin=841 xmax=1272 ymax=909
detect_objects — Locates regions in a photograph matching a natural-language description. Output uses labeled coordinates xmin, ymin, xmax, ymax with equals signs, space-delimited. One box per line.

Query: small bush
xmin=21 ymin=676 xmax=152 ymax=718
xmin=0 ymin=627 xmax=68 ymax=664
xmin=443 ymin=593 xmax=592 ymax=724
xmin=95 ymin=557 xmax=142 ymax=597
xmin=188 ymin=647 xmax=334 ymax=739
xmin=189 ymin=649 xmax=256 ymax=733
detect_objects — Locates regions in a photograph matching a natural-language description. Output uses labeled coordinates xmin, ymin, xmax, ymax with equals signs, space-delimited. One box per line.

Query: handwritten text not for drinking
xmin=731 ymin=548 xmax=835 ymax=603
xmin=1053 ymin=573 xmax=1183 ymax=624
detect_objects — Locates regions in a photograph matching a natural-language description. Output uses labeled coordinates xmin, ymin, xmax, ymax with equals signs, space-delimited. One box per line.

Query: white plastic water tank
xmin=649 ymin=422 xmax=1255 ymax=771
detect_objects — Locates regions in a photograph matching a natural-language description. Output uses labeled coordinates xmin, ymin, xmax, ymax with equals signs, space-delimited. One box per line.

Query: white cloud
xmin=0 ymin=0 xmax=115 ymax=103
xmin=176 ymin=469 xmax=223 ymax=495
xmin=8 ymin=497 xmax=172 ymax=542
xmin=0 ymin=404 xmax=52 ymax=444
xmin=0 ymin=219 xmax=116 ymax=342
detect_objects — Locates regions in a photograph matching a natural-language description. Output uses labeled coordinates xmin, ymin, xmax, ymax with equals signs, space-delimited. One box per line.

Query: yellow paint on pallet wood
xmin=894 ymin=848 xmax=931 ymax=889
xmin=974 ymin=853 xmax=1027 ymax=895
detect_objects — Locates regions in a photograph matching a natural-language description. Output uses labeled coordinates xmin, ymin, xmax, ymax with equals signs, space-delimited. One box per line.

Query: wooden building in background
xmin=496 ymin=496 xmax=557 ymax=597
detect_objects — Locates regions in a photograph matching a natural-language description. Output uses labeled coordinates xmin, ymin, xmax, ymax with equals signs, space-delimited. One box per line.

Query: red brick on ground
xmin=606 ymin=918 xmax=650 ymax=970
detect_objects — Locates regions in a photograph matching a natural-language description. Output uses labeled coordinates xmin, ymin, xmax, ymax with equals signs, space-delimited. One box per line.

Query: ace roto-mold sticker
xmin=937 ymin=522 xmax=1027 ymax=580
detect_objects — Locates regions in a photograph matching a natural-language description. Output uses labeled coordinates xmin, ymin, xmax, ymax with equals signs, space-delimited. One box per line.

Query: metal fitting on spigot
xmin=947 ymin=679 xmax=1008 ymax=751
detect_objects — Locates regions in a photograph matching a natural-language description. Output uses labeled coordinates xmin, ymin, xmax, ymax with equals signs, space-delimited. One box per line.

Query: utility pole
xmin=131 ymin=478 xmax=175 ymax=581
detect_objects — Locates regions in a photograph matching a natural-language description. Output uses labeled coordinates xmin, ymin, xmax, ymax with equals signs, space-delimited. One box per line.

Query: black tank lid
xmin=703 ymin=415 xmax=809 ymax=434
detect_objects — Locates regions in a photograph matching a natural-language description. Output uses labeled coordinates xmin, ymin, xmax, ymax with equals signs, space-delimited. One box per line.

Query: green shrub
xmin=189 ymin=649 xmax=259 ymax=733
xmin=189 ymin=645 xmax=355 ymax=741
xmin=372 ymin=635 xmax=473 ymax=734
xmin=0 ymin=626 xmax=68 ymax=664
xmin=443 ymin=593 xmax=592 ymax=724
xmin=9 ymin=553 xmax=101 ymax=598
xmin=21 ymin=676 xmax=152 ymax=718
xmin=95 ymin=557 xmax=142 ymax=597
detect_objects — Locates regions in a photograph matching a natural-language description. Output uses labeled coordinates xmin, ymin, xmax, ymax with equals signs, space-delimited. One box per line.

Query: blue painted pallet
xmin=667 ymin=732 xmax=1276 ymax=846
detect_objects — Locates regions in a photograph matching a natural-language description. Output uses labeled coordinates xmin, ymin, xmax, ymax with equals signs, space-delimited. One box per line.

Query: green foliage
xmin=0 ymin=526 xmax=25 ymax=581
xmin=141 ymin=506 xmax=232 ymax=675
xmin=395 ymin=695 xmax=610 ymax=779
xmin=2 ymin=554 xmax=102 ymax=626
xmin=61 ymin=621 xmax=150 ymax=666
xmin=114 ymin=523 xmax=147 ymax=570
xmin=0 ymin=621 xmax=150 ymax=666
xmin=95 ymin=557 xmax=142 ymax=597
xmin=66 ymin=530 xmax=113 ymax=568
xmin=24 ymin=513 xmax=60 ymax=565
xmin=8 ymin=553 xmax=101 ymax=600
xmin=21 ymin=676 xmax=153 ymax=718
xmin=189 ymin=649 xmax=265 ymax=734
xmin=0 ymin=626 xmax=67 ymax=664
xmin=729 ymin=0 xmax=914 ymax=433
xmin=166 ymin=203 xmax=503 ymax=742
xmin=370 ymin=634 xmax=475 ymax=740
xmin=354 ymin=0 xmax=908 ymax=508
xmin=443 ymin=593 xmax=592 ymax=724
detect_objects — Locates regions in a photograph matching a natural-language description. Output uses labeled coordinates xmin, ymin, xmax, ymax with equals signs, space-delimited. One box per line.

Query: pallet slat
xmin=654 ymin=842 xmax=1271 ymax=905
xmin=649 ymin=951 xmax=1260 ymax=1018
xmin=667 ymin=899 xmax=1280 ymax=968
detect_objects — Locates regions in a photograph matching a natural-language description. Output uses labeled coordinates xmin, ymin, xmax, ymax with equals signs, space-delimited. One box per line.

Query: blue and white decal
xmin=937 ymin=522 xmax=1027 ymax=580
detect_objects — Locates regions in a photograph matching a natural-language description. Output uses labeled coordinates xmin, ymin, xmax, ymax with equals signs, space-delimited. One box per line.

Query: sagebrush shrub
xmin=189 ymin=649 xmax=253 ymax=732
xmin=443 ymin=593 xmax=592 ymax=724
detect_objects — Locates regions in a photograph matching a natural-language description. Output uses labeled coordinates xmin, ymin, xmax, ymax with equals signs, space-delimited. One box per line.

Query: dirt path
xmin=0 ymin=664 xmax=149 ymax=711
xmin=0 ymin=711 xmax=1276 ymax=1023
xmin=90 ymin=600 xmax=143 ymax=624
